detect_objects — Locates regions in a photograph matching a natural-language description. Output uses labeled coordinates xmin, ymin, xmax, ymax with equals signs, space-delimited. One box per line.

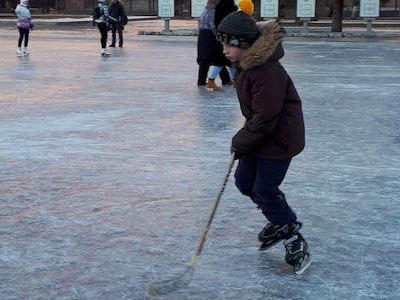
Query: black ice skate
xmin=258 ymin=221 xmax=302 ymax=251
xmin=284 ymin=232 xmax=312 ymax=275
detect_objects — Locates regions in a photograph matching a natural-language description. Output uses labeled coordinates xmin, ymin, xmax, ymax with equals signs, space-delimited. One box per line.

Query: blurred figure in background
xmin=93 ymin=0 xmax=117 ymax=56
xmin=197 ymin=0 xmax=219 ymax=87
xmin=196 ymin=0 xmax=237 ymax=90
xmin=109 ymin=0 xmax=128 ymax=48
xmin=15 ymin=0 xmax=33 ymax=56
xmin=206 ymin=0 xmax=238 ymax=90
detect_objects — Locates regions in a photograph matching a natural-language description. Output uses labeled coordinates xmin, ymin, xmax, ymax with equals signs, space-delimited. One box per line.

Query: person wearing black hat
xmin=217 ymin=11 xmax=311 ymax=274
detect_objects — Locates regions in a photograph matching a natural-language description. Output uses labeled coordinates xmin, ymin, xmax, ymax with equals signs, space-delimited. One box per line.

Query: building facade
xmin=0 ymin=0 xmax=158 ymax=14
xmin=1 ymin=0 xmax=399 ymax=17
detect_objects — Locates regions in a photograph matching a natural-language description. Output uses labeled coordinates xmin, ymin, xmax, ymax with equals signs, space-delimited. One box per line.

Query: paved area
xmin=1 ymin=29 xmax=400 ymax=299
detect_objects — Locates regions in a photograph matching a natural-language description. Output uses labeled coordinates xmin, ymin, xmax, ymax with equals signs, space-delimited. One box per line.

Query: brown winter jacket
xmin=232 ymin=22 xmax=305 ymax=160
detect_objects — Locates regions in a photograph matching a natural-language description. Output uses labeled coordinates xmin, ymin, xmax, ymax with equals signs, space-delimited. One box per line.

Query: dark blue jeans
xmin=234 ymin=155 xmax=297 ymax=225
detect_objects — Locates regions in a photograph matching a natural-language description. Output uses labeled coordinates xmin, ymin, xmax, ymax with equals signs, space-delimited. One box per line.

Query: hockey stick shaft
xmin=147 ymin=121 xmax=245 ymax=296
xmin=193 ymin=152 xmax=236 ymax=259
xmin=192 ymin=118 xmax=247 ymax=258
xmin=146 ymin=153 xmax=236 ymax=297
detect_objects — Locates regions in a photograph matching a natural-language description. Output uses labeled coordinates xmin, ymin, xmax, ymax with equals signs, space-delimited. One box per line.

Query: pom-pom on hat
xmin=217 ymin=11 xmax=259 ymax=49
xmin=239 ymin=0 xmax=254 ymax=16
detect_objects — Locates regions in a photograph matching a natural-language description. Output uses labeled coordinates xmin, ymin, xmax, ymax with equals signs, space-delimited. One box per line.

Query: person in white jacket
xmin=15 ymin=0 xmax=32 ymax=56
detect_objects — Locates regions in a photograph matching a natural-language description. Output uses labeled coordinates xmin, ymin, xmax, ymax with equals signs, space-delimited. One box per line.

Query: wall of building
xmin=1 ymin=0 xmax=399 ymax=17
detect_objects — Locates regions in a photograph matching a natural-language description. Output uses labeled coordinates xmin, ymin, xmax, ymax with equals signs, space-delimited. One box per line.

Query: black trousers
xmin=197 ymin=64 xmax=231 ymax=86
xmin=235 ymin=155 xmax=297 ymax=225
xmin=111 ymin=24 xmax=123 ymax=46
xmin=97 ymin=23 xmax=108 ymax=48
xmin=18 ymin=27 xmax=29 ymax=48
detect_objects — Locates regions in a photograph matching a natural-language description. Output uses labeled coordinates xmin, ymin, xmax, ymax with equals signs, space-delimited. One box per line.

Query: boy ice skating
xmin=217 ymin=11 xmax=311 ymax=274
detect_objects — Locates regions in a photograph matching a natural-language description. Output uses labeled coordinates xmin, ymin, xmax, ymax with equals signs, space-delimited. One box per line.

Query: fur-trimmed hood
xmin=239 ymin=21 xmax=283 ymax=70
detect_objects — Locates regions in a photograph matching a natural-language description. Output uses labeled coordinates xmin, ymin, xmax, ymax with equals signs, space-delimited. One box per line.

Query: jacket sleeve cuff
xmin=232 ymin=128 xmax=265 ymax=153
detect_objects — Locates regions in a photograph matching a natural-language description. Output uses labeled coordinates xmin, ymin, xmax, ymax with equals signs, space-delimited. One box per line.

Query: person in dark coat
xmin=109 ymin=0 xmax=127 ymax=48
xmin=196 ymin=0 xmax=234 ymax=89
xmin=204 ymin=0 xmax=237 ymax=90
xmin=216 ymin=12 xmax=311 ymax=273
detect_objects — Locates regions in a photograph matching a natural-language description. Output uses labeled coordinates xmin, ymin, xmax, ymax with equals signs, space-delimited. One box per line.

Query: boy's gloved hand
xmin=230 ymin=145 xmax=243 ymax=160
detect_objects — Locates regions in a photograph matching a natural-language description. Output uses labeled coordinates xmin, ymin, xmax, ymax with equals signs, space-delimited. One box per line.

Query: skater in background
xmin=15 ymin=0 xmax=33 ymax=56
xmin=217 ymin=12 xmax=311 ymax=273
xmin=93 ymin=0 xmax=117 ymax=56
xmin=109 ymin=0 xmax=128 ymax=48
xmin=204 ymin=0 xmax=237 ymax=90
xmin=196 ymin=0 xmax=233 ymax=89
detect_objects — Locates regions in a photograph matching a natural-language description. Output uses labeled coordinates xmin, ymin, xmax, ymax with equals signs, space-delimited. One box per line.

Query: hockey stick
xmin=146 ymin=152 xmax=236 ymax=297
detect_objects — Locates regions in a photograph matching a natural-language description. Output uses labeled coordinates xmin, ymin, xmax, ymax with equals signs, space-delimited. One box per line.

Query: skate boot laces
xmin=259 ymin=221 xmax=302 ymax=241
xmin=275 ymin=221 xmax=302 ymax=238
xmin=284 ymin=234 xmax=304 ymax=254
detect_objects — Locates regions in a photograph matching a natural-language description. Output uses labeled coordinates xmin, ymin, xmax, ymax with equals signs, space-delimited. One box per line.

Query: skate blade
xmin=294 ymin=253 xmax=312 ymax=275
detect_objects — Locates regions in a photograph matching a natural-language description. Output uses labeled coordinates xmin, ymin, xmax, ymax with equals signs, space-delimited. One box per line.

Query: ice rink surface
xmin=1 ymin=30 xmax=399 ymax=299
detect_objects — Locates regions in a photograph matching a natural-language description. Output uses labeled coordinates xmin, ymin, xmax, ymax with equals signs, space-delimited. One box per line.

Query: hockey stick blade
xmin=146 ymin=263 xmax=196 ymax=297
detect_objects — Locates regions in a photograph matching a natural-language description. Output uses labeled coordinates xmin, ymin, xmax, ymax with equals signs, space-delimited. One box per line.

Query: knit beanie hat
xmin=217 ymin=11 xmax=259 ymax=49
xmin=239 ymin=0 xmax=254 ymax=16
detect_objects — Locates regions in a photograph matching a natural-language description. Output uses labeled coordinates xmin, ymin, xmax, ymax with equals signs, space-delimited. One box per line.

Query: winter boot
xmin=284 ymin=232 xmax=312 ymax=274
xmin=258 ymin=221 xmax=302 ymax=251
xmin=206 ymin=78 xmax=220 ymax=91
xmin=109 ymin=43 xmax=116 ymax=47
xmin=16 ymin=48 xmax=24 ymax=56
xmin=101 ymin=48 xmax=111 ymax=56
